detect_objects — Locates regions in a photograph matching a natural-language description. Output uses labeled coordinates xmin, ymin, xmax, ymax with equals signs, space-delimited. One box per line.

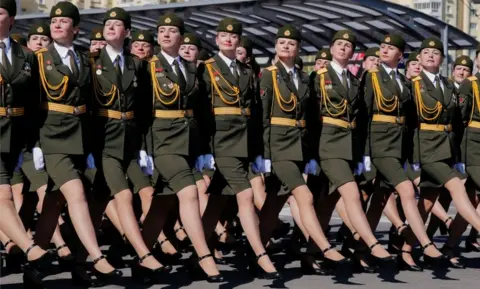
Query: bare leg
xmin=105 ymin=200 xmax=124 ymax=235
xmin=11 ymin=183 xmax=23 ymax=211
xmin=288 ymin=196 xmax=309 ymax=239
xmin=444 ymin=178 xmax=480 ymax=232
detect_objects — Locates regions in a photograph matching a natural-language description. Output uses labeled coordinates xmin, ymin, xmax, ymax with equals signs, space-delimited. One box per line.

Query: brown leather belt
xmin=322 ymin=116 xmax=356 ymax=129
xmin=97 ymin=109 xmax=134 ymax=120
xmin=419 ymin=123 xmax=452 ymax=132
xmin=0 ymin=106 xmax=24 ymax=117
xmin=42 ymin=102 xmax=86 ymax=115
xmin=372 ymin=114 xmax=405 ymax=125
xmin=270 ymin=117 xmax=305 ymax=127
xmin=154 ymin=109 xmax=193 ymax=118
xmin=214 ymin=107 xmax=251 ymax=116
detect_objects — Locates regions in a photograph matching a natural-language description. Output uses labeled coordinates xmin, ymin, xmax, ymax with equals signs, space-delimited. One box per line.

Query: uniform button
xmin=121 ymin=94 xmax=125 ymax=98
xmin=184 ymin=121 xmax=188 ymax=125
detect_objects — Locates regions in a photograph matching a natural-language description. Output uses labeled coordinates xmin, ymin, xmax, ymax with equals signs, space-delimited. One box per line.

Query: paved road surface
xmin=1 ymin=206 xmax=479 ymax=288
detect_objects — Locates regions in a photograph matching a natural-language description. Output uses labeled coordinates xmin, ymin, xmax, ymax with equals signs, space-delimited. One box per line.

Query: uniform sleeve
xmin=454 ymin=81 xmax=472 ymax=164
xmin=260 ymin=70 xmax=273 ymax=159
xmin=27 ymin=52 xmax=41 ymax=151
xmin=197 ymin=63 xmax=214 ymax=155
xmin=306 ymin=72 xmax=320 ymax=161
xmin=409 ymin=81 xmax=420 ymax=164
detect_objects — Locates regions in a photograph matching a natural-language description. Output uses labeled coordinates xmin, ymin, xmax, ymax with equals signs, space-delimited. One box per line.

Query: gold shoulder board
xmin=204 ymin=58 xmax=215 ymax=64
xmin=34 ymin=47 xmax=48 ymax=56
xmin=468 ymin=76 xmax=478 ymax=81
xmin=412 ymin=76 xmax=422 ymax=82
xmin=266 ymin=65 xmax=278 ymax=71
xmin=148 ymin=55 xmax=159 ymax=63
xmin=316 ymin=68 xmax=328 ymax=74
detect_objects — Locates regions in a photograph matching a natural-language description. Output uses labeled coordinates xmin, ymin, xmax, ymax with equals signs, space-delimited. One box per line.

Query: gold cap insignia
xmin=321 ymin=52 xmax=327 ymax=58
xmin=184 ymin=37 xmax=190 ymax=43
xmin=138 ymin=34 xmax=144 ymax=40
xmin=375 ymin=51 xmax=380 ymax=56
xmin=55 ymin=8 xmax=62 ymax=15
xmin=461 ymin=59 xmax=467 ymax=65
xmin=284 ymin=30 xmax=291 ymax=36
xmin=385 ymin=37 xmax=391 ymax=43
xmin=227 ymin=24 xmax=233 ymax=31
xmin=429 ymin=41 xmax=435 ymax=47
xmin=165 ymin=17 xmax=171 ymax=24
xmin=37 ymin=27 xmax=44 ymax=33
xmin=110 ymin=11 xmax=117 ymax=17
xmin=343 ymin=33 xmax=349 ymax=39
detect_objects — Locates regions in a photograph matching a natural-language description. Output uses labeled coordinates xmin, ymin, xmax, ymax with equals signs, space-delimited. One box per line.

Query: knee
xmin=236 ymin=189 xmax=254 ymax=207
xmin=114 ymin=189 xmax=133 ymax=204
xmin=0 ymin=187 xmax=13 ymax=203
xmin=178 ymin=186 xmax=199 ymax=204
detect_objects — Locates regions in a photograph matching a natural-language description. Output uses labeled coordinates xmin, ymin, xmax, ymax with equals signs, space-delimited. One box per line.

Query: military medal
xmin=215 ymin=76 xmax=220 ymax=81
xmin=46 ymin=60 xmax=52 ymax=70
xmin=96 ymin=64 xmax=102 ymax=75
xmin=168 ymin=82 xmax=174 ymax=89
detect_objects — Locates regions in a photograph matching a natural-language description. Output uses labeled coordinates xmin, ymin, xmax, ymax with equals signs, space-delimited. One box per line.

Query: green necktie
xmin=341 ymin=70 xmax=349 ymax=90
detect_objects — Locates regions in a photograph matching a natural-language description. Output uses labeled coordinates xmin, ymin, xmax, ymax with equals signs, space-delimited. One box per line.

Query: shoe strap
xmin=198 ymin=253 xmax=213 ymax=262
xmin=322 ymin=245 xmax=333 ymax=254
xmin=352 ymin=231 xmax=359 ymax=238
xmin=444 ymin=216 xmax=453 ymax=224
xmin=422 ymin=242 xmax=435 ymax=251
xmin=25 ymin=243 xmax=38 ymax=257
xmin=93 ymin=255 xmax=106 ymax=264
xmin=56 ymin=244 xmax=68 ymax=251
xmin=174 ymin=226 xmax=185 ymax=234
xmin=396 ymin=224 xmax=409 ymax=235
xmin=256 ymin=252 xmax=268 ymax=260
xmin=217 ymin=230 xmax=227 ymax=239
xmin=158 ymin=239 xmax=169 ymax=247
xmin=139 ymin=253 xmax=153 ymax=263
xmin=4 ymin=239 xmax=13 ymax=247
xmin=401 ymin=250 xmax=412 ymax=254
xmin=369 ymin=241 xmax=380 ymax=250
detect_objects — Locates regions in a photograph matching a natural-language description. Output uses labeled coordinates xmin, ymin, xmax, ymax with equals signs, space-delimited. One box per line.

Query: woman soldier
xmin=89 ymin=26 xmax=106 ymax=53
xmin=138 ymin=13 xmax=222 ymax=282
xmin=32 ymin=2 xmax=121 ymax=286
xmin=130 ymin=30 xmax=154 ymax=60
xmin=411 ymin=37 xmax=480 ymax=266
xmin=0 ymin=0 xmax=57 ymax=286
xmin=259 ymin=24 xmax=350 ymax=274
xmin=362 ymin=34 xmax=445 ymax=271
xmin=200 ymin=17 xmax=280 ymax=279
xmin=313 ymin=30 xmax=395 ymax=271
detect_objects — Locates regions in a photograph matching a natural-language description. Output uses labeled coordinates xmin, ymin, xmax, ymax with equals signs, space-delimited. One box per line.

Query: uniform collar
xmin=53 ymin=41 xmax=76 ymax=59
xmin=218 ymin=51 xmax=236 ymax=68
xmin=330 ymin=60 xmax=348 ymax=76
xmin=161 ymin=50 xmax=181 ymax=66
xmin=279 ymin=60 xmax=296 ymax=77
xmin=454 ymin=82 xmax=460 ymax=89
xmin=423 ymin=69 xmax=441 ymax=85
xmin=105 ymin=44 xmax=124 ymax=64
xmin=0 ymin=37 xmax=11 ymax=53
xmin=381 ymin=63 xmax=398 ymax=77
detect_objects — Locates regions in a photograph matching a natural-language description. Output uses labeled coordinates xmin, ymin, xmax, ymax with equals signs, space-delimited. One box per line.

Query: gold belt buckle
xmin=73 ymin=106 xmax=80 ymax=115
xmin=444 ymin=125 xmax=449 ymax=132
xmin=121 ymin=112 xmax=127 ymax=120
xmin=295 ymin=120 xmax=303 ymax=127
xmin=396 ymin=117 xmax=402 ymax=124
xmin=6 ymin=107 xmax=12 ymax=118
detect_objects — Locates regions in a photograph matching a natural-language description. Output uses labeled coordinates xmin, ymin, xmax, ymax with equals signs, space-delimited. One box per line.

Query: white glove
xmin=411 ymin=163 xmax=421 ymax=172
xmin=138 ymin=150 xmax=148 ymax=168
xmin=195 ymin=155 xmax=205 ymax=172
xmin=252 ymin=155 xmax=264 ymax=173
xmin=264 ymin=159 xmax=272 ymax=173
xmin=363 ymin=156 xmax=371 ymax=172
xmin=86 ymin=154 xmax=96 ymax=169
xmin=304 ymin=159 xmax=318 ymax=175
xmin=14 ymin=153 xmax=23 ymax=172
xmin=455 ymin=163 xmax=466 ymax=174
xmin=354 ymin=162 xmax=364 ymax=176
xmin=33 ymin=147 xmax=44 ymax=170
xmin=203 ymin=154 xmax=215 ymax=170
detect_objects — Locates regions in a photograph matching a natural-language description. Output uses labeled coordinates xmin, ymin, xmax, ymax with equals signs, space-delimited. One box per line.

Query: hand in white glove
xmin=411 ymin=163 xmax=421 ymax=172
xmin=86 ymin=154 xmax=96 ymax=169
xmin=203 ymin=154 xmax=215 ymax=170
xmin=252 ymin=155 xmax=265 ymax=173
xmin=138 ymin=150 xmax=148 ymax=168
xmin=33 ymin=147 xmax=44 ymax=170
xmin=455 ymin=163 xmax=466 ymax=174
xmin=363 ymin=156 xmax=372 ymax=172
xmin=264 ymin=159 xmax=272 ymax=173
xmin=195 ymin=155 xmax=205 ymax=172
xmin=14 ymin=153 xmax=23 ymax=172
xmin=354 ymin=162 xmax=364 ymax=176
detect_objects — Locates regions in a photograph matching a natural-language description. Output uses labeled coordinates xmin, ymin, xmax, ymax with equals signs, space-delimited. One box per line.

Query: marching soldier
xmin=313 ymin=48 xmax=332 ymax=71
xmin=200 ymin=17 xmax=280 ymax=279
xmin=130 ymin=30 xmax=154 ymax=60
xmin=362 ymin=34 xmax=444 ymax=271
xmin=358 ymin=47 xmax=380 ymax=78
xmin=313 ymin=30 xmax=395 ymax=271
xmin=179 ymin=32 xmax=201 ymax=63
xmin=0 ymin=0 xmax=56 ymax=285
xmin=89 ymin=26 xmax=106 ymax=53
xmin=138 ymin=13 xmax=223 ymax=282
xmin=411 ymin=38 xmax=480 ymax=267
xmin=259 ymin=24 xmax=351 ymax=275
xmin=27 ymin=23 xmax=51 ymax=52
xmin=32 ymin=1 xmax=121 ymax=286
xmin=405 ymin=50 xmax=422 ymax=81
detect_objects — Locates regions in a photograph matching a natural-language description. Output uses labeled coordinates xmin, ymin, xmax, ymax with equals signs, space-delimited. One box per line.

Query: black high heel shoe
xmin=369 ymin=242 xmax=397 ymax=264
xmin=441 ymin=245 xmax=465 ymax=269
xmin=439 ymin=216 xmax=453 ymax=236
xmin=55 ymin=244 xmax=74 ymax=269
xmin=23 ymin=244 xmax=57 ymax=288
xmin=217 ymin=230 xmax=238 ymax=252
xmin=3 ymin=240 xmax=24 ymax=274
xmin=174 ymin=227 xmax=191 ymax=252
xmin=153 ymin=239 xmax=182 ymax=264
xmin=91 ymin=255 xmax=122 ymax=284
xmin=71 ymin=264 xmax=104 ymax=288
xmin=465 ymin=237 xmax=480 ymax=252
xmin=388 ymin=224 xmax=407 ymax=254
xmin=249 ymin=252 xmax=282 ymax=280
xmin=321 ymin=245 xmax=352 ymax=270
xmin=422 ymin=242 xmax=448 ymax=268
xmin=188 ymin=254 xmax=224 ymax=283
xmin=300 ymin=253 xmax=330 ymax=275
xmin=397 ymin=250 xmax=423 ymax=272
xmin=131 ymin=253 xmax=170 ymax=284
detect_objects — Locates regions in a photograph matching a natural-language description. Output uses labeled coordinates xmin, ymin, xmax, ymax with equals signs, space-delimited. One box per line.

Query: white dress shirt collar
xmin=330 ymin=60 xmax=348 ymax=77
xmin=53 ymin=41 xmax=76 ymax=59
xmin=0 ymin=37 xmax=12 ymax=53
xmin=161 ymin=50 xmax=179 ymax=66
xmin=218 ymin=51 xmax=236 ymax=68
